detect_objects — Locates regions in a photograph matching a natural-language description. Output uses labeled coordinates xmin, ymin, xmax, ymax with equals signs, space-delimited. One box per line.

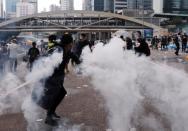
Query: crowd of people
xmin=1 ymin=31 xmax=187 ymax=75
xmin=1 ymin=30 xmax=187 ymax=126
xmin=0 ymin=39 xmax=22 ymax=74
xmin=151 ymin=32 xmax=188 ymax=55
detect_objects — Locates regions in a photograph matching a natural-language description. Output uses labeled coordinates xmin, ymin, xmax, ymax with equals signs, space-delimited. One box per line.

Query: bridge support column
xmin=99 ymin=32 xmax=101 ymax=40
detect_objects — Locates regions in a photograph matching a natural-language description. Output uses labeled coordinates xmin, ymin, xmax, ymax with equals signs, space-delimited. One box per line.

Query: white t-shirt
xmin=8 ymin=43 xmax=19 ymax=58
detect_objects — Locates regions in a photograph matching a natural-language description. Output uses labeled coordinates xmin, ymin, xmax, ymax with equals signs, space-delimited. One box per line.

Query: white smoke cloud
xmin=82 ymin=37 xmax=188 ymax=131
xmin=0 ymin=48 xmax=82 ymax=130
xmin=26 ymin=51 xmax=63 ymax=83
xmin=0 ymin=73 xmax=23 ymax=114
xmin=22 ymin=51 xmax=82 ymax=131
xmin=22 ymin=51 xmax=63 ymax=129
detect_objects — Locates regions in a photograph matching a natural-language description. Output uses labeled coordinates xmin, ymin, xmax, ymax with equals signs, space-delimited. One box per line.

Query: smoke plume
xmin=82 ymin=37 xmax=188 ymax=131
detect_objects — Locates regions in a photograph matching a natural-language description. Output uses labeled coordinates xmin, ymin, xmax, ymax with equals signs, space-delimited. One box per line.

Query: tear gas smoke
xmin=82 ymin=37 xmax=188 ymax=131
xmin=22 ymin=51 xmax=63 ymax=130
xmin=0 ymin=73 xmax=23 ymax=114
xmin=0 ymin=49 xmax=81 ymax=130
xmin=26 ymin=51 xmax=63 ymax=82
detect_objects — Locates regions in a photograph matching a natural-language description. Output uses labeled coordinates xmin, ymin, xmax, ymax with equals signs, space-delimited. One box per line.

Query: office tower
xmin=6 ymin=0 xmax=19 ymax=18
xmin=163 ymin=0 xmax=188 ymax=14
xmin=114 ymin=0 xmax=128 ymax=13
xmin=16 ymin=1 xmax=35 ymax=17
xmin=128 ymin=0 xmax=153 ymax=10
xmin=60 ymin=0 xmax=74 ymax=10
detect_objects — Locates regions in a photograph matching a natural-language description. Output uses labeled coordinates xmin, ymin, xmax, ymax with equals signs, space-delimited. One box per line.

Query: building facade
xmin=114 ymin=0 xmax=128 ymax=13
xmin=27 ymin=0 xmax=38 ymax=13
xmin=83 ymin=0 xmax=114 ymax=12
xmin=49 ymin=4 xmax=61 ymax=12
xmin=93 ymin=0 xmax=104 ymax=11
xmin=82 ymin=0 xmax=92 ymax=11
xmin=16 ymin=2 xmax=35 ymax=17
xmin=104 ymin=0 xmax=114 ymax=12
xmin=6 ymin=0 xmax=19 ymax=18
xmin=0 ymin=0 xmax=3 ymax=18
xmin=128 ymin=0 xmax=153 ymax=10
xmin=153 ymin=0 xmax=163 ymax=13
xmin=60 ymin=0 xmax=74 ymax=10
xmin=163 ymin=0 xmax=188 ymax=14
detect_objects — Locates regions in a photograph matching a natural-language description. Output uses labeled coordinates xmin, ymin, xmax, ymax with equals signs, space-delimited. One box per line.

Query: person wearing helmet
xmin=47 ymin=35 xmax=57 ymax=50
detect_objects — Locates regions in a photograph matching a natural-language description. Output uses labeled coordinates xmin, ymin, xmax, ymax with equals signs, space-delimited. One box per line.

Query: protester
xmin=161 ymin=36 xmax=168 ymax=51
xmin=181 ymin=33 xmax=187 ymax=52
xmin=7 ymin=39 xmax=19 ymax=72
xmin=72 ymin=33 xmax=93 ymax=60
xmin=134 ymin=31 xmax=150 ymax=57
xmin=28 ymin=42 xmax=40 ymax=71
xmin=32 ymin=34 xmax=80 ymax=126
xmin=47 ymin=35 xmax=57 ymax=50
xmin=173 ymin=34 xmax=180 ymax=56
xmin=126 ymin=37 xmax=133 ymax=50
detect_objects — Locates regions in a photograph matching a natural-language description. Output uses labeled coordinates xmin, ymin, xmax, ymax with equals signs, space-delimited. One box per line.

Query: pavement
xmin=0 ymin=50 xmax=188 ymax=131
xmin=0 ymin=69 xmax=107 ymax=131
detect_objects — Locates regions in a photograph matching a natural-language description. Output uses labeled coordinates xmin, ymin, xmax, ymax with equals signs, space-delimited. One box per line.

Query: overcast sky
xmin=38 ymin=0 xmax=83 ymax=12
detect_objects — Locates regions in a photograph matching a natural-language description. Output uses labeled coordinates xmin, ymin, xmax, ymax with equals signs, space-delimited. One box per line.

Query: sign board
xmin=144 ymin=29 xmax=153 ymax=38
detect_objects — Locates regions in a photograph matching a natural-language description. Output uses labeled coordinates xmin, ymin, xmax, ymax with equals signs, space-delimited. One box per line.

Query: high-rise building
xmin=153 ymin=0 xmax=163 ymax=13
xmin=82 ymin=0 xmax=92 ymax=11
xmin=16 ymin=1 xmax=35 ymax=17
xmin=0 ymin=0 xmax=3 ymax=18
xmin=28 ymin=0 xmax=38 ymax=13
xmin=104 ymin=0 xmax=114 ymax=12
xmin=60 ymin=0 xmax=74 ymax=10
xmin=93 ymin=0 xmax=104 ymax=11
xmin=163 ymin=0 xmax=188 ymax=14
xmin=6 ymin=0 xmax=19 ymax=18
xmin=128 ymin=0 xmax=153 ymax=10
xmin=114 ymin=0 xmax=128 ymax=13
xmin=83 ymin=0 xmax=114 ymax=12
xmin=142 ymin=0 xmax=153 ymax=10
xmin=49 ymin=4 xmax=61 ymax=12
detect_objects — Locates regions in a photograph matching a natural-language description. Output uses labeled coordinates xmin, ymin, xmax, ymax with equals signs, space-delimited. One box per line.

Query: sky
xmin=38 ymin=0 xmax=83 ymax=12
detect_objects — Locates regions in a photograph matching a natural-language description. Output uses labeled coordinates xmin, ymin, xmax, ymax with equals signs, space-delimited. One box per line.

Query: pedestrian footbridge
xmin=0 ymin=10 xmax=163 ymax=32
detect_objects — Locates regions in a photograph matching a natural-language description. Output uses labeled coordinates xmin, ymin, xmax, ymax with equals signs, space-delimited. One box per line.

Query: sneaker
xmin=45 ymin=116 xmax=58 ymax=126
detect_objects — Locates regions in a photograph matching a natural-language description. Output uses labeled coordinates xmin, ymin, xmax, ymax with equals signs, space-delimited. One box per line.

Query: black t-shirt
xmin=135 ymin=38 xmax=150 ymax=56
xmin=50 ymin=46 xmax=80 ymax=78
xmin=74 ymin=40 xmax=92 ymax=58
xmin=28 ymin=47 xmax=40 ymax=61
xmin=182 ymin=36 xmax=188 ymax=44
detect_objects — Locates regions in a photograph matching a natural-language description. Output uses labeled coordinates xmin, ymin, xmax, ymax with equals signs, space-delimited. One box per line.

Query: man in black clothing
xmin=28 ymin=42 xmax=40 ymax=71
xmin=126 ymin=37 xmax=133 ymax=50
xmin=135 ymin=38 xmax=151 ymax=57
xmin=73 ymin=33 xmax=93 ymax=59
xmin=182 ymin=33 xmax=187 ymax=52
xmin=173 ymin=35 xmax=180 ymax=56
xmin=161 ymin=36 xmax=168 ymax=51
xmin=134 ymin=31 xmax=150 ymax=57
xmin=34 ymin=34 xmax=80 ymax=126
xmin=151 ymin=36 xmax=159 ymax=50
